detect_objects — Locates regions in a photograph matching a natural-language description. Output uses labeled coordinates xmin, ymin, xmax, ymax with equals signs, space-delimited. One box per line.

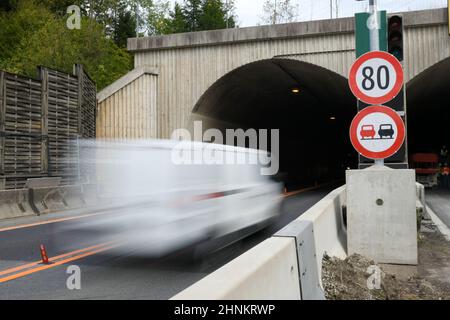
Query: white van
xmin=74 ymin=139 xmax=283 ymax=256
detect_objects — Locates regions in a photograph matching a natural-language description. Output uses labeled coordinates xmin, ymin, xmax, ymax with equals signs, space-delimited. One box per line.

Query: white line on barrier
xmin=425 ymin=205 xmax=450 ymax=241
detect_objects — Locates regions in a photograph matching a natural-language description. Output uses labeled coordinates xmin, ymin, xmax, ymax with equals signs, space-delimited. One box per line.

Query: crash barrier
xmin=415 ymin=183 xmax=429 ymax=220
xmin=0 ymin=189 xmax=35 ymax=219
xmin=172 ymin=237 xmax=301 ymax=300
xmin=0 ymin=183 xmax=100 ymax=219
xmin=172 ymin=186 xmax=348 ymax=300
xmin=29 ymin=185 xmax=85 ymax=214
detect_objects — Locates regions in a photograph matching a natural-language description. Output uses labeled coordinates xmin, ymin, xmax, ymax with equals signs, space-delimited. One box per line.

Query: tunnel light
xmin=291 ymin=88 xmax=300 ymax=94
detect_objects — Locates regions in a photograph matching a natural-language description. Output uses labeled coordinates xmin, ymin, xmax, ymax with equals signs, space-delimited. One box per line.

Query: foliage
xmin=199 ymin=0 xmax=235 ymax=30
xmin=0 ymin=0 xmax=238 ymax=90
xmin=143 ymin=0 xmax=237 ymax=35
xmin=260 ymin=0 xmax=298 ymax=25
xmin=0 ymin=0 xmax=132 ymax=90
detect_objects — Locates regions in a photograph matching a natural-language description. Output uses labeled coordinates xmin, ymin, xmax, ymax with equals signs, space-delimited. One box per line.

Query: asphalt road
xmin=426 ymin=188 xmax=450 ymax=228
xmin=0 ymin=187 xmax=333 ymax=300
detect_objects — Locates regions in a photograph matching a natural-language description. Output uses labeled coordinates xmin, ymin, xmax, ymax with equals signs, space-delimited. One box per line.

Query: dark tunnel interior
xmin=192 ymin=57 xmax=450 ymax=190
xmin=407 ymin=57 xmax=450 ymax=156
xmin=193 ymin=59 xmax=357 ymax=190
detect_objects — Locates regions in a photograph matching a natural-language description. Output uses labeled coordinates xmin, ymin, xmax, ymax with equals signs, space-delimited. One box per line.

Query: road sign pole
xmin=369 ymin=0 xmax=379 ymax=51
xmin=368 ymin=0 xmax=384 ymax=166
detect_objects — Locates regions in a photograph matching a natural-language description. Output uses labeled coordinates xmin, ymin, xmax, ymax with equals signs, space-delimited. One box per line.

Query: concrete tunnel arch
xmin=407 ymin=57 xmax=450 ymax=156
xmin=191 ymin=58 xmax=358 ymax=189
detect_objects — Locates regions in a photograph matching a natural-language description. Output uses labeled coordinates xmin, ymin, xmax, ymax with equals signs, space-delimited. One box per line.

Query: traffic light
xmin=388 ymin=15 xmax=404 ymax=62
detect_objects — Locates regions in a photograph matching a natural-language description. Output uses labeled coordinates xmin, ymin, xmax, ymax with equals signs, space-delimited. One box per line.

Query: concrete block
xmin=61 ymin=185 xmax=85 ymax=208
xmin=172 ymin=237 xmax=301 ymax=300
xmin=416 ymin=183 xmax=431 ymax=220
xmin=275 ymin=220 xmax=325 ymax=300
xmin=30 ymin=185 xmax=87 ymax=214
xmin=346 ymin=166 xmax=418 ymax=265
xmin=29 ymin=187 xmax=67 ymax=214
xmin=81 ymin=184 xmax=100 ymax=206
xmin=0 ymin=189 xmax=35 ymax=219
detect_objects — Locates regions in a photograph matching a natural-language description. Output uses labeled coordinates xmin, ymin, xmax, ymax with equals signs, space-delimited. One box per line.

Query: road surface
xmin=426 ymin=189 xmax=450 ymax=229
xmin=0 ymin=187 xmax=333 ymax=300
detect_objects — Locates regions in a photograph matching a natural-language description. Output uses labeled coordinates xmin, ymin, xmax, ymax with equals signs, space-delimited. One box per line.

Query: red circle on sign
xmin=350 ymin=106 xmax=405 ymax=160
xmin=349 ymin=51 xmax=404 ymax=105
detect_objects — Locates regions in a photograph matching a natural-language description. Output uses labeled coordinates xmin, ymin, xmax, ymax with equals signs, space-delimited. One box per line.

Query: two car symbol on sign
xmin=360 ymin=124 xmax=395 ymax=140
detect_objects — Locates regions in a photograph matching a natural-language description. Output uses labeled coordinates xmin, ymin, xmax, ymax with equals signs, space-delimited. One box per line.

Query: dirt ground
xmin=322 ymin=220 xmax=450 ymax=300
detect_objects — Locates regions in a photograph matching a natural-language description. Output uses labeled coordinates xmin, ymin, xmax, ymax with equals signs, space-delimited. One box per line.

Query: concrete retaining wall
xmin=0 ymin=189 xmax=35 ymax=219
xmin=0 ymin=184 xmax=100 ymax=220
xmin=172 ymin=237 xmax=301 ymax=300
xmin=172 ymin=186 xmax=348 ymax=300
xmin=416 ymin=183 xmax=429 ymax=219
xmin=295 ymin=186 xmax=347 ymax=286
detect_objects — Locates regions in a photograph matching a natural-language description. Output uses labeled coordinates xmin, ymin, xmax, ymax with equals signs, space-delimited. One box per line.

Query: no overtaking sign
xmin=350 ymin=106 xmax=405 ymax=160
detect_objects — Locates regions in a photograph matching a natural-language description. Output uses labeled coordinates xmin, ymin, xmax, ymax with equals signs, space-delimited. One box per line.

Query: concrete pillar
xmin=346 ymin=165 xmax=418 ymax=265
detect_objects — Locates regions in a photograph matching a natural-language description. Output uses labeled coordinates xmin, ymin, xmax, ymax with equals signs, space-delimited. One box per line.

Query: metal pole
xmin=226 ymin=0 xmax=229 ymax=28
xmin=368 ymin=0 xmax=384 ymax=166
xmin=330 ymin=0 xmax=333 ymax=19
xmin=274 ymin=0 xmax=277 ymax=24
xmin=369 ymin=0 xmax=379 ymax=52
xmin=135 ymin=3 xmax=139 ymax=38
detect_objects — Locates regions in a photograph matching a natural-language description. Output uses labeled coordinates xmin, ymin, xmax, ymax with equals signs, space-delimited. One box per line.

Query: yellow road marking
xmin=0 ymin=242 xmax=115 ymax=277
xmin=0 ymin=212 xmax=105 ymax=233
xmin=0 ymin=243 xmax=118 ymax=284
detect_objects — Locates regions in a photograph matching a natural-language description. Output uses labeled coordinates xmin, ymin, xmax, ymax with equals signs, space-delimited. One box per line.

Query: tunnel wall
xmin=132 ymin=27 xmax=355 ymax=139
xmin=130 ymin=9 xmax=449 ymax=140
xmin=96 ymin=66 xmax=159 ymax=140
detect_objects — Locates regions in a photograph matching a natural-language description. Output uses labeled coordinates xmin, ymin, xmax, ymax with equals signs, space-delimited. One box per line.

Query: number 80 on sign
xmin=348 ymin=51 xmax=404 ymax=105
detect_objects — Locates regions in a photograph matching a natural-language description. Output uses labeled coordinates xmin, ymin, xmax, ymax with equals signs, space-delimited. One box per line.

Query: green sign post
xmin=354 ymin=10 xmax=409 ymax=169
xmin=355 ymin=11 xmax=387 ymax=57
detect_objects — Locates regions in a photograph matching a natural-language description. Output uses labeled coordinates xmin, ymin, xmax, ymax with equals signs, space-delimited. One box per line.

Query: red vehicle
xmin=360 ymin=125 xmax=376 ymax=139
xmin=411 ymin=153 xmax=439 ymax=188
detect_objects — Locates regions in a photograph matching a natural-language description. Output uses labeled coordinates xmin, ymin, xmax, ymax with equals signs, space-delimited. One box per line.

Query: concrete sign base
xmin=346 ymin=165 xmax=418 ymax=265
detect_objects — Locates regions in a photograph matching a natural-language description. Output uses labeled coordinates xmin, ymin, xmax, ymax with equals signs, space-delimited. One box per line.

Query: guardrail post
xmin=274 ymin=220 xmax=325 ymax=300
xmin=0 ymin=71 xmax=5 ymax=189
xmin=39 ymin=67 xmax=49 ymax=176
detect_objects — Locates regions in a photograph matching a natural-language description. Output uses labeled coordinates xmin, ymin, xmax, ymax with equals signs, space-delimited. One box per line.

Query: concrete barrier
xmin=172 ymin=186 xmax=348 ymax=300
xmin=172 ymin=237 xmax=301 ymax=300
xmin=416 ymin=183 xmax=430 ymax=220
xmin=29 ymin=185 xmax=87 ymax=215
xmin=0 ymin=189 xmax=35 ymax=219
xmin=29 ymin=186 xmax=67 ymax=214
xmin=294 ymin=186 xmax=347 ymax=287
xmin=81 ymin=183 xmax=100 ymax=206
xmin=0 ymin=183 xmax=103 ymax=220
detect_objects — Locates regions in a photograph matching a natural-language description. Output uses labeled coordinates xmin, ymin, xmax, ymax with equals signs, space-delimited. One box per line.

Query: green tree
xmin=0 ymin=0 xmax=132 ymax=90
xmin=260 ymin=0 xmax=298 ymax=25
xmin=40 ymin=0 xmax=83 ymax=16
xmin=167 ymin=2 xmax=188 ymax=33
xmin=0 ymin=0 xmax=16 ymax=11
xmin=182 ymin=0 xmax=202 ymax=31
xmin=145 ymin=0 xmax=172 ymax=35
xmin=165 ymin=0 xmax=236 ymax=34
xmin=199 ymin=0 xmax=235 ymax=30
xmin=111 ymin=0 xmax=137 ymax=47
xmin=0 ymin=0 xmax=54 ymax=65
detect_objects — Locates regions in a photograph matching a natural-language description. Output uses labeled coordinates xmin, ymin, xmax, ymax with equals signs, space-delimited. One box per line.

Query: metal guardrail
xmin=274 ymin=220 xmax=325 ymax=300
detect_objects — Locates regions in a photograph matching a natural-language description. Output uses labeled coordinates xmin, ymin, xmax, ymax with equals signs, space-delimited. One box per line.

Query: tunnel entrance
xmin=192 ymin=59 xmax=357 ymax=190
xmin=407 ymin=57 xmax=450 ymax=157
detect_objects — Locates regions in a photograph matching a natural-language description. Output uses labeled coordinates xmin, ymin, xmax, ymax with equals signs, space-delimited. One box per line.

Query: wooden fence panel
xmin=0 ymin=65 xmax=96 ymax=190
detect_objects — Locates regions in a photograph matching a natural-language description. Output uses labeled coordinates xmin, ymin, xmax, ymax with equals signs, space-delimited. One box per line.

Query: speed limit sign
xmin=349 ymin=51 xmax=404 ymax=105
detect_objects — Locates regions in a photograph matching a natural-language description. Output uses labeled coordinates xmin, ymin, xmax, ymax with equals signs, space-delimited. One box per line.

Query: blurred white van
xmin=72 ymin=140 xmax=283 ymax=256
